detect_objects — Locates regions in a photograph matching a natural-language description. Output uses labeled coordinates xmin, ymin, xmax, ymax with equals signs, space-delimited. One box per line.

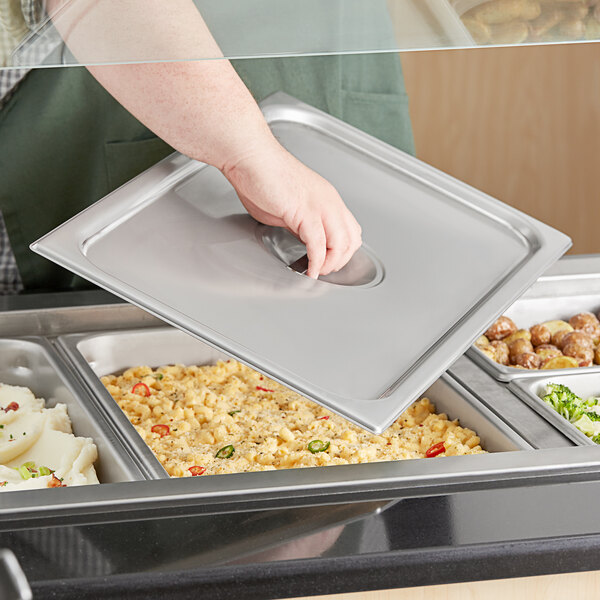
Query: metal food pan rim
xmin=57 ymin=332 xmax=170 ymax=480
xmin=466 ymin=345 xmax=600 ymax=382
xmin=508 ymin=375 xmax=596 ymax=447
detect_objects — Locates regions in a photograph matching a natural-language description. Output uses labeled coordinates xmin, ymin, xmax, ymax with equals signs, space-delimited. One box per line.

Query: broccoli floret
xmin=541 ymin=383 xmax=584 ymax=422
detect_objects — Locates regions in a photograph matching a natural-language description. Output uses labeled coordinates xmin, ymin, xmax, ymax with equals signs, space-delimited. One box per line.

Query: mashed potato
xmin=102 ymin=360 xmax=485 ymax=477
xmin=0 ymin=384 xmax=98 ymax=491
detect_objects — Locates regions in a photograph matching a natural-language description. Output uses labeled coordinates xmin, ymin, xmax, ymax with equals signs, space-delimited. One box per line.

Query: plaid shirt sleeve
xmin=0 ymin=1 xmax=45 ymax=293
xmin=0 ymin=0 xmax=46 ymax=108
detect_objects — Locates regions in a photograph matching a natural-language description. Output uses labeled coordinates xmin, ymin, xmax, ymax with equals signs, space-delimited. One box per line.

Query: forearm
xmin=47 ymin=0 xmax=277 ymax=170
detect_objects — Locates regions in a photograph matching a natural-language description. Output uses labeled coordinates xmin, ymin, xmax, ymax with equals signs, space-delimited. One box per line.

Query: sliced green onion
xmin=17 ymin=466 xmax=32 ymax=480
xmin=155 ymin=373 xmax=164 ymax=380
xmin=21 ymin=461 xmax=36 ymax=469
xmin=38 ymin=466 xmax=53 ymax=477
xmin=308 ymin=440 xmax=330 ymax=454
xmin=228 ymin=410 xmax=241 ymax=416
xmin=215 ymin=445 xmax=235 ymax=459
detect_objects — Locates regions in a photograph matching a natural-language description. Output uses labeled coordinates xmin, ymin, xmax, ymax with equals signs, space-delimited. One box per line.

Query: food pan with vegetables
xmin=509 ymin=372 xmax=600 ymax=446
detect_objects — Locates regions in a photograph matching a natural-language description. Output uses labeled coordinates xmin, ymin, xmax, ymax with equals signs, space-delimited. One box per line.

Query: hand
xmin=223 ymin=141 xmax=362 ymax=279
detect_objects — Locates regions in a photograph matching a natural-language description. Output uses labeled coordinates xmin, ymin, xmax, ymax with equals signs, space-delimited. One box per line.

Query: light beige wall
xmin=400 ymin=43 xmax=600 ymax=254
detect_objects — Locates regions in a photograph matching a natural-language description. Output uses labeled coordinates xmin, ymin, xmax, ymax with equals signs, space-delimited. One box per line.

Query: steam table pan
xmin=510 ymin=372 xmax=600 ymax=447
xmin=0 ymin=337 xmax=144 ymax=485
xmin=32 ymin=93 xmax=570 ymax=433
xmin=468 ymin=263 xmax=600 ymax=381
xmin=58 ymin=326 xmax=530 ymax=480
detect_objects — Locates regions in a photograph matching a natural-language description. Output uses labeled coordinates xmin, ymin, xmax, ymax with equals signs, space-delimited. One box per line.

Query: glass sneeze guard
xmin=1 ymin=0 xmax=599 ymax=72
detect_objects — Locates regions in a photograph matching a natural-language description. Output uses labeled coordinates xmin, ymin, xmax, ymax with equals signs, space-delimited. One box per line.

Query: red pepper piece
xmin=151 ymin=424 xmax=170 ymax=437
xmin=256 ymin=386 xmax=274 ymax=392
xmin=188 ymin=466 xmax=206 ymax=476
xmin=425 ymin=442 xmax=446 ymax=458
xmin=47 ymin=474 xmax=66 ymax=488
xmin=4 ymin=402 xmax=19 ymax=412
xmin=131 ymin=382 xmax=151 ymax=397
xmin=317 ymin=416 xmax=330 ymax=420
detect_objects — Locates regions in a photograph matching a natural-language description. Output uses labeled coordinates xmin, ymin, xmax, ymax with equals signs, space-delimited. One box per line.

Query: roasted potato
xmin=569 ymin=312 xmax=600 ymax=341
xmin=514 ymin=352 xmax=542 ymax=369
xmin=509 ymin=338 xmax=534 ymax=363
xmin=485 ymin=316 xmax=517 ymax=340
xmin=562 ymin=343 xmax=594 ymax=365
xmin=488 ymin=20 xmax=530 ymax=43
xmin=542 ymin=320 xmax=573 ymax=335
xmin=490 ymin=340 xmax=510 ymax=365
xmin=562 ymin=330 xmax=594 ymax=350
xmin=535 ymin=344 xmax=563 ymax=362
xmin=504 ymin=329 xmax=532 ymax=345
xmin=462 ymin=17 xmax=492 ymax=43
xmin=469 ymin=0 xmax=525 ymax=24
xmin=475 ymin=334 xmax=491 ymax=348
xmin=530 ymin=323 xmax=552 ymax=346
xmin=551 ymin=328 xmax=574 ymax=349
xmin=480 ymin=345 xmax=497 ymax=361
xmin=529 ymin=8 xmax=563 ymax=37
xmin=558 ymin=17 xmax=586 ymax=38
xmin=541 ymin=356 xmax=579 ymax=370
xmin=594 ymin=346 xmax=600 ymax=365
xmin=521 ymin=0 xmax=542 ymax=20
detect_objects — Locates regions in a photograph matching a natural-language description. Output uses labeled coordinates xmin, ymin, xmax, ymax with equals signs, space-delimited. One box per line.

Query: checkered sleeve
xmin=0 ymin=1 xmax=44 ymax=292
xmin=0 ymin=0 xmax=46 ymax=108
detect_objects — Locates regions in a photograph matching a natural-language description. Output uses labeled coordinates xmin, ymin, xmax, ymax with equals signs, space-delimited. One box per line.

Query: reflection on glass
xmin=0 ymin=0 xmax=599 ymax=73
xmin=455 ymin=0 xmax=600 ymax=45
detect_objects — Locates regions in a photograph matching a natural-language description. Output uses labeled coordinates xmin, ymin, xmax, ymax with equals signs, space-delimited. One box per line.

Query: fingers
xmin=298 ymin=217 xmax=327 ymax=279
xmin=320 ymin=209 xmax=362 ymax=276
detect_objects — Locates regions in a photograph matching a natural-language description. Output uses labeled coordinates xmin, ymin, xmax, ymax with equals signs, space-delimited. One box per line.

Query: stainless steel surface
xmin=509 ymin=373 xmax=600 ymax=447
xmin=58 ymin=326 xmax=531 ymax=483
xmin=0 ymin=337 xmax=145 ymax=484
xmin=32 ymin=94 xmax=571 ymax=434
xmin=0 ymin=549 xmax=31 ymax=600
xmin=448 ymin=356 xmax=573 ymax=449
xmin=468 ymin=262 xmax=600 ymax=381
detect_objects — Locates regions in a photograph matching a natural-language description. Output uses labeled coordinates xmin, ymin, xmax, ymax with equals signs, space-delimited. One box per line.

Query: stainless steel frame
xmin=0 ymin=266 xmax=598 ymax=521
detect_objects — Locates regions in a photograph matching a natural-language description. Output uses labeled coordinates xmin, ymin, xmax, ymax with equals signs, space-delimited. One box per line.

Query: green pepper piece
xmin=17 ymin=466 xmax=32 ymax=480
xmin=308 ymin=440 xmax=330 ymax=454
xmin=215 ymin=445 xmax=235 ymax=459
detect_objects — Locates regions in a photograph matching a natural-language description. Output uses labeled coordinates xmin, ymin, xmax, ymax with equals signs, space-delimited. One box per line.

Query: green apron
xmin=0 ymin=53 xmax=414 ymax=293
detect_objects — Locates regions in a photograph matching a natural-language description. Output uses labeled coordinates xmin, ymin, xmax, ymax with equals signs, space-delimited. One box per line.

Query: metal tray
xmin=468 ymin=267 xmax=600 ymax=382
xmin=509 ymin=373 xmax=600 ymax=447
xmin=58 ymin=326 xmax=531 ymax=481
xmin=32 ymin=94 xmax=570 ymax=434
xmin=0 ymin=337 xmax=145 ymax=485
